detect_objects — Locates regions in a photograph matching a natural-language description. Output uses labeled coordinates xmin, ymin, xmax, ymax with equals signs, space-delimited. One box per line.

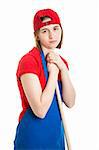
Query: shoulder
xmin=16 ymin=47 xmax=41 ymax=78
xmin=19 ymin=47 xmax=41 ymax=65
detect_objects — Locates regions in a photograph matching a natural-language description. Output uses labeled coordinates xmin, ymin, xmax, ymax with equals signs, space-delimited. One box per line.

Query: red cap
xmin=33 ymin=9 xmax=61 ymax=32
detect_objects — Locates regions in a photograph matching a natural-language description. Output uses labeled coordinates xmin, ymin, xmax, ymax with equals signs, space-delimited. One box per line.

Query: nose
xmin=49 ymin=31 xmax=54 ymax=39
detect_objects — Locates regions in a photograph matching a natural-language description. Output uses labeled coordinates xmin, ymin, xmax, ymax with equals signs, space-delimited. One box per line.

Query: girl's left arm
xmin=60 ymin=65 xmax=76 ymax=108
xmin=46 ymin=51 xmax=76 ymax=108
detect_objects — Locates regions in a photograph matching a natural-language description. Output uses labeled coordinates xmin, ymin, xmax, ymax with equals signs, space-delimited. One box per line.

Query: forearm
xmin=61 ymin=66 xmax=76 ymax=108
xmin=40 ymin=72 xmax=58 ymax=116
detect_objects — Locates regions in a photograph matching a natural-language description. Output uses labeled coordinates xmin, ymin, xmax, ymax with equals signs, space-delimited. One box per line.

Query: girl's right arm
xmin=20 ymin=66 xmax=58 ymax=119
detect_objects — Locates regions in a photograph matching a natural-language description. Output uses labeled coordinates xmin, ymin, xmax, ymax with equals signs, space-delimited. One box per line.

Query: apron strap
xmin=40 ymin=50 xmax=49 ymax=83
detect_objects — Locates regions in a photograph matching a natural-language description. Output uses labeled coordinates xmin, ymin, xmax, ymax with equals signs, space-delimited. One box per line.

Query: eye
xmin=41 ymin=30 xmax=48 ymax=33
xmin=42 ymin=30 xmax=47 ymax=33
xmin=53 ymin=27 xmax=59 ymax=31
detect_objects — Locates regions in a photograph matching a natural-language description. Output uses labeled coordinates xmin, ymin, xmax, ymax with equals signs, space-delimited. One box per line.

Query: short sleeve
xmin=16 ymin=55 xmax=40 ymax=79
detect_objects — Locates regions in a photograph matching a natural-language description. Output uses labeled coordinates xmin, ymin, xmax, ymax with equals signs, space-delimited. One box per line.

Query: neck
xmin=41 ymin=45 xmax=53 ymax=57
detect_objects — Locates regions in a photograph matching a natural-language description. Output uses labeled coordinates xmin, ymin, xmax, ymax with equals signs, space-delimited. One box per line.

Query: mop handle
xmin=56 ymin=82 xmax=72 ymax=150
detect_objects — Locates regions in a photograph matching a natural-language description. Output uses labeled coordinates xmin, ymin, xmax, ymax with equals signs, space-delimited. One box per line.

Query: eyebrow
xmin=40 ymin=25 xmax=60 ymax=31
xmin=40 ymin=28 xmax=48 ymax=31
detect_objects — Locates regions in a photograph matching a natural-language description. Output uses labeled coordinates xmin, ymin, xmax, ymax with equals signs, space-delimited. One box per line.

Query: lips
xmin=49 ymin=40 xmax=57 ymax=43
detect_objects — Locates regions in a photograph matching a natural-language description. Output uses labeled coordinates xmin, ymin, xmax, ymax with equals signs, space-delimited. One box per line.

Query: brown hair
xmin=34 ymin=16 xmax=63 ymax=50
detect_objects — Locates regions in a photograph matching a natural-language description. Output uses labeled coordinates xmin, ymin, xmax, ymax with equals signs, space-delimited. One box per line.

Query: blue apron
xmin=14 ymin=50 xmax=65 ymax=150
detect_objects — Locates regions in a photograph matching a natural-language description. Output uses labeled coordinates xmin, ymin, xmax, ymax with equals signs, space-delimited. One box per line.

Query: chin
xmin=48 ymin=47 xmax=56 ymax=50
xmin=48 ymin=45 xmax=58 ymax=49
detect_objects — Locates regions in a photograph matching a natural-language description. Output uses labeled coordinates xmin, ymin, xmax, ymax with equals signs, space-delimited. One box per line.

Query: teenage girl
xmin=14 ymin=8 xmax=75 ymax=150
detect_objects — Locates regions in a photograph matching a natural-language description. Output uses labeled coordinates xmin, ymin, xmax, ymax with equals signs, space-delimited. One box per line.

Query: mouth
xmin=49 ymin=40 xmax=57 ymax=43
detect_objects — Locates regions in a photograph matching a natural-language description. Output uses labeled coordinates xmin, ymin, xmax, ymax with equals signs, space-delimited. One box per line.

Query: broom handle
xmin=56 ymin=82 xmax=72 ymax=150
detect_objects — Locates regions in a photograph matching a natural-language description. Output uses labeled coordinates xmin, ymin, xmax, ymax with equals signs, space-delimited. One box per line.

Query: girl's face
xmin=38 ymin=23 xmax=62 ymax=49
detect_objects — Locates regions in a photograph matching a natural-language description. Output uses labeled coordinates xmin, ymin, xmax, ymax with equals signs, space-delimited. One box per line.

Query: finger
xmin=49 ymin=59 xmax=56 ymax=64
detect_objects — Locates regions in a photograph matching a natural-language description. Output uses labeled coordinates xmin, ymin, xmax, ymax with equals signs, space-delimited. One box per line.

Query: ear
xmin=36 ymin=36 xmax=40 ymax=41
xmin=34 ymin=34 xmax=40 ymax=41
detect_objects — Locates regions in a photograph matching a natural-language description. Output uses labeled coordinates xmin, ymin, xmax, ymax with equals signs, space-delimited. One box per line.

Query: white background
xmin=0 ymin=0 xmax=98 ymax=149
